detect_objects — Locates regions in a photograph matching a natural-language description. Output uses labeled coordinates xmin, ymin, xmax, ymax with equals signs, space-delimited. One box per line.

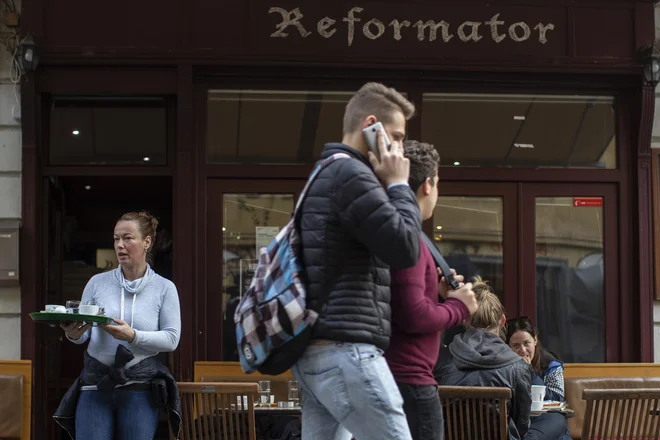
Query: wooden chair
xmin=0 ymin=360 xmax=32 ymax=440
xmin=438 ymin=386 xmax=512 ymax=440
xmin=177 ymin=382 xmax=259 ymax=440
xmin=581 ymin=388 xmax=660 ymax=440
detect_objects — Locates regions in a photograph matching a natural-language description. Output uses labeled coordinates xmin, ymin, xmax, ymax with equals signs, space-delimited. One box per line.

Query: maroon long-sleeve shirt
xmin=385 ymin=238 xmax=470 ymax=386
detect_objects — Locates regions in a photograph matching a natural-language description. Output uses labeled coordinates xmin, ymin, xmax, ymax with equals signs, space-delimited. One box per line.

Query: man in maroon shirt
xmin=385 ymin=140 xmax=479 ymax=440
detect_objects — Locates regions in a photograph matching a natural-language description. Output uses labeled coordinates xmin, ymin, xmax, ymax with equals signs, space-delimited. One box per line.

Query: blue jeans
xmin=292 ymin=342 xmax=412 ymax=440
xmin=75 ymin=388 xmax=160 ymax=440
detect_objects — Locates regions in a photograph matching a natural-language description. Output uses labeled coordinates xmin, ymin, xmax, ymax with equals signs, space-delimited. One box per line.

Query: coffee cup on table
xmin=531 ymin=385 xmax=546 ymax=411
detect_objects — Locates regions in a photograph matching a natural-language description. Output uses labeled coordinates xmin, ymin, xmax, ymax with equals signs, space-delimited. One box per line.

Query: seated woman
xmin=436 ymin=277 xmax=532 ymax=440
xmin=506 ymin=317 xmax=571 ymax=440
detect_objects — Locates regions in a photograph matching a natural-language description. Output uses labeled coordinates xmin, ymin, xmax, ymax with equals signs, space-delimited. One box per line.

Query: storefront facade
xmin=19 ymin=0 xmax=657 ymax=437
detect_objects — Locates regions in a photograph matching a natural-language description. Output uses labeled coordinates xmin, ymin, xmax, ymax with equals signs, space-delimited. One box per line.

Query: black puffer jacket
xmin=300 ymin=143 xmax=422 ymax=350
xmin=436 ymin=328 xmax=532 ymax=440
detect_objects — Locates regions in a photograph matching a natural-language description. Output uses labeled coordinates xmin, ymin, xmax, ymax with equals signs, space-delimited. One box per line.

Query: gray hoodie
xmin=437 ymin=328 xmax=532 ymax=440
xmin=68 ymin=265 xmax=181 ymax=369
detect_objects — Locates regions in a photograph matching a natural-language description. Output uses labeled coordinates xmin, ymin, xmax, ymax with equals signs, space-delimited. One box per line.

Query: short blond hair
xmin=343 ymin=82 xmax=415 ymax=134
xmin=468 ymin=276 xmax=506 ymax=339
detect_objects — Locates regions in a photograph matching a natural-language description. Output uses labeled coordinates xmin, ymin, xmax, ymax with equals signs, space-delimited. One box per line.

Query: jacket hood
xmin=449 ymin=328 xmax=522 ymax=370
xmin=321 ymin=143 xmax=371 ymax=168
xmin=113 ymin=264 xmax=156 ymax=296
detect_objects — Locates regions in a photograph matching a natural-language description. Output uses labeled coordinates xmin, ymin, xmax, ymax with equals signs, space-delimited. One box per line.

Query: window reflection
xmin=207 ymin=90 xmax=353 ymax=164
xmin=221 ymin=193 xmax=295 ymax=361
xmin=422 ymin=94 xmax=616 ymax=169
xmin=535 ymin=197 xmax=605 ymax=363
xmin=433 ymin=197 xmax=504 ymax=301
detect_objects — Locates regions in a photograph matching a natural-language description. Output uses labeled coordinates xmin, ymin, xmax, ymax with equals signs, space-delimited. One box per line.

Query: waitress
xmin=54 ymin=211 xmax=182 ymax=440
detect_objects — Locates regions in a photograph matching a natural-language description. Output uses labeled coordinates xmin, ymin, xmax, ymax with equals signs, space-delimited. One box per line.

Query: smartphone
xmin=362 ymin=122 xmax=391 ymax=161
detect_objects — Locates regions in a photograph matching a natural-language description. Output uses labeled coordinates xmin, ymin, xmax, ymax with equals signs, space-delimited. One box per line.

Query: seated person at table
xmin=436 ymin=277 xmax=532 ymax=440
xmin=507 ymin=317 xmax=571 ymax=440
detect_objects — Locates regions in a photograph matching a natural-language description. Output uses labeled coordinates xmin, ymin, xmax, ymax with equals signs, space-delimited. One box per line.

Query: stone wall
xmin=0 ymin=8 xmax=22 ymax=359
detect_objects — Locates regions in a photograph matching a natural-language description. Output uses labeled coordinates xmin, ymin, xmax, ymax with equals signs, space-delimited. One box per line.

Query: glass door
xmin=521 ymin=183 xmax=619 ymax=363
xmin=434 ymin=183 xmax=519 ymax=315
xmin=206 ymin=179 xmax=304 ymax=360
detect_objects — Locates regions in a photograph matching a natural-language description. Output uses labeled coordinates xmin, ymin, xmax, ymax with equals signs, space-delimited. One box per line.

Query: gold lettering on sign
xmin=414 ymin=20 xmax=452 ymax=42
xmin=318 ymin=17 xmax=337 ymax=38
xmin=535 ymin=22 xmax=555 ymax=44
xmin=268 ymin=7 xmax=556 ymax=45
xmin=457 ymin=21 xmax=483 ymax=42
xmin=269 ymin=7 xmax=311 ymax=38
xmin=509 ymin=21 xmax=531 ymax=42
xmin=342 ymin=7 xmax=363 ymax=46
xmin=389 ymin=20 xmax=411 ymax=41
xmin=363 ymin=18 xmax=385 ymax=40
xmin=485 ymin=13 xmax=506 ymax=43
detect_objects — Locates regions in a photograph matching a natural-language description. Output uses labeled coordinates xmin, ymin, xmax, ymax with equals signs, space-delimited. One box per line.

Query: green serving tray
xmin=29 ymin=311 xmax=113 ymax=325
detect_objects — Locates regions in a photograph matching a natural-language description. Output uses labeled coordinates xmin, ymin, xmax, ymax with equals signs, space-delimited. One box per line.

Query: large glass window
xmin=49 ymin=97 xmax=168 ymax=165
xmin=207 ymin=90 xmax=353 ymax=164
xmin=422 ymin=94 xmax=616 ymax=169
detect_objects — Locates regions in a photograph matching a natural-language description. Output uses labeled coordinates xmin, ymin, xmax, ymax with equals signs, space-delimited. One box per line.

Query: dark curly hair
xmin=403 ymin=140 xmax=440 ymax=192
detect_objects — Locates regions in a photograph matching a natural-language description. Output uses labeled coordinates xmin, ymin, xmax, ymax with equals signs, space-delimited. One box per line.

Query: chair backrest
xmin=178 ymin=382 xmax=259 ymax=440
xmin=438 ymin=385 xmax=512 ymax=440
xmin=0 ymin=374 xmax=23 ymax=439
xmin=0 ymin=360 xmax=31 ymax=440
xmin=582 ymin=388 xmax=660 ymax=440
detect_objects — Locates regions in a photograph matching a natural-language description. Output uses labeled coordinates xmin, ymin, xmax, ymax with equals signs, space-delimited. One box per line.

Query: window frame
xmin=653 ymin=148 xmax=660 ymax=300
xmin=194 ymin=73 xmax=634 ymax=362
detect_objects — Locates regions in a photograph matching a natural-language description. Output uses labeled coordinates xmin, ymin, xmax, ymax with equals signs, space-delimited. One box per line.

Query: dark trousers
xmin=525 ymin=412 xmax=571 ymax=440
xmin=397 ymin=382 xmax=443 ymax=440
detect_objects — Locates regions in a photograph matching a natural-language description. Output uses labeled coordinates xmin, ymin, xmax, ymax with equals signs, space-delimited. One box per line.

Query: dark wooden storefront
xmin=19 ymin=0 xmax=657 ymax=438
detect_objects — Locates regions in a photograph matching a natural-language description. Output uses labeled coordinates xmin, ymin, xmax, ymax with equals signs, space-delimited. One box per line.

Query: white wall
xmin=0 ymin=34 xmax=22 ymax=360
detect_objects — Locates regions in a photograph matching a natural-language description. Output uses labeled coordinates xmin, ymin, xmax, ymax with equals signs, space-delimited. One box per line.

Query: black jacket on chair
xmin=436 ymin=328 xmax=532 ymax=440
xmin=300 ymin=143 xmax=422 ymax=351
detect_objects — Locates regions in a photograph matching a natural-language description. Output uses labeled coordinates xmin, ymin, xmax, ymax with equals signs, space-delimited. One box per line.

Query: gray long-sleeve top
xmin=68 ymin=266 xmax=181 ymax=368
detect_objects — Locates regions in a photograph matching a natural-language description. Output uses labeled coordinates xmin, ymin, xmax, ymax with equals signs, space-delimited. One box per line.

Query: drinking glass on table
xmin=288 ymin=380 xmax=299 ymax=405
xmin=258 ymin=380 xmax=271 ymax=407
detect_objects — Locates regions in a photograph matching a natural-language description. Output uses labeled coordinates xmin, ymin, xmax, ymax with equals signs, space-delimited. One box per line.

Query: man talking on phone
xmin=293 ymin=82 xmax=421 ymax=440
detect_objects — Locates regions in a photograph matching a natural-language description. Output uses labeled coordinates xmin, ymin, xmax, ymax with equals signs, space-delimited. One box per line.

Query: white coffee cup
xmin=79 ymin=304 xmax=100 ymax=315
xmin=531 ymin=401 xmax=544 ymax=411
xmin=531 ymin=385 xmax=546 ymax=402
xmin=45 ymin=304 xmax=66 ymax=313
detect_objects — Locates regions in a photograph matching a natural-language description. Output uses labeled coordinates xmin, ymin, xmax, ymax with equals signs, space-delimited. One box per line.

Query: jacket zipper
xmin=371 ymin=274 xmax=383 ymax=333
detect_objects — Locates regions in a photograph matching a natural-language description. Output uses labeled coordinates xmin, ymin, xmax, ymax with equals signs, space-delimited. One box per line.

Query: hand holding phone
xmin=362 ymin=122 xmax=391 ymax=162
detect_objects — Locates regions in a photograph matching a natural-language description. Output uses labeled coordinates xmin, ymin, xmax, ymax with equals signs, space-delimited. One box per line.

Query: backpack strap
xmin=293 ymin=152 xmax=351 ymax=218
xmin=422 ymin=232 xmax=460 ymax=291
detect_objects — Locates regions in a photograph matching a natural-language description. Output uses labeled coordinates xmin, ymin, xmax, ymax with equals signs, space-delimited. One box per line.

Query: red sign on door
xmin=573 ymin=197 xmax=603 ymax=207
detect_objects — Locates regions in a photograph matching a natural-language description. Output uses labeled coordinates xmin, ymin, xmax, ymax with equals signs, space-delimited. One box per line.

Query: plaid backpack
xmin=234 ymin=152 xmax=350 ymax=375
